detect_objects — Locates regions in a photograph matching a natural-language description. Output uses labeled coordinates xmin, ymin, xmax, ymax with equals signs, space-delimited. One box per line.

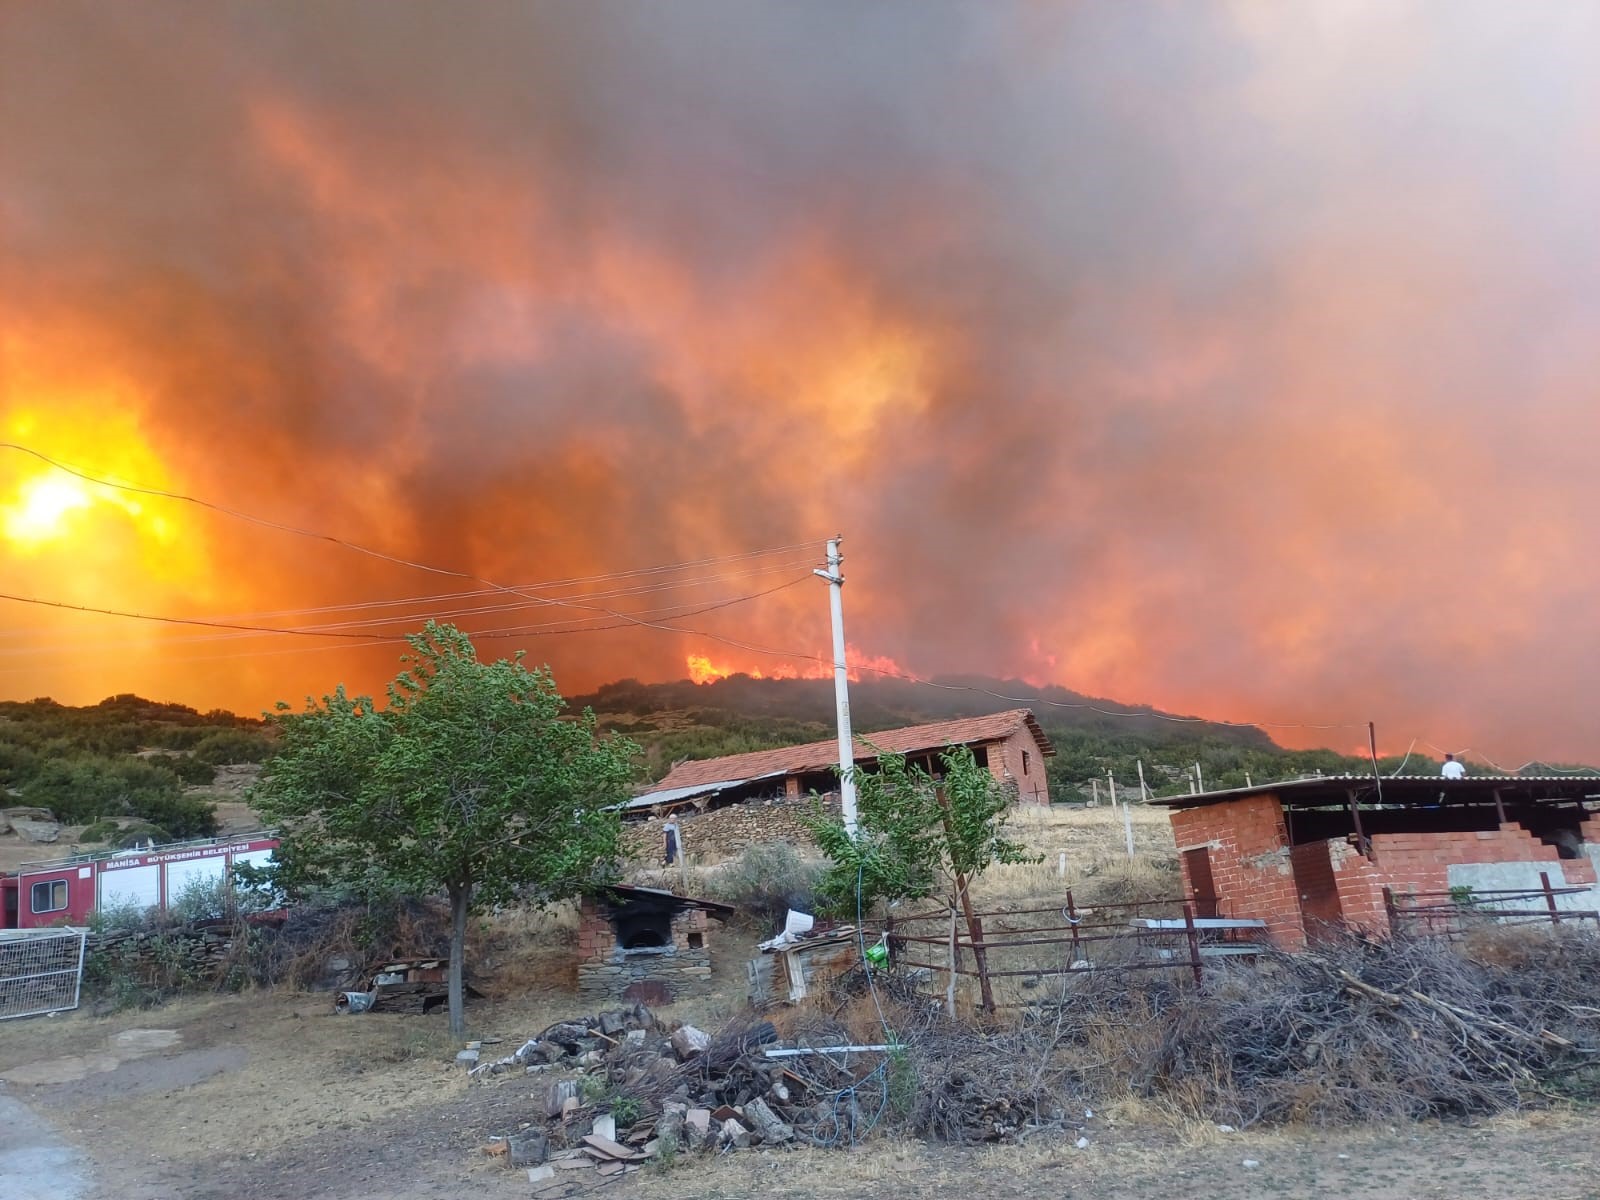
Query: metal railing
xmin=0 ymin=927 xmax=88 ymax=1020
xmin=883 ymin=890 xmax=1268 ymax=1005
xmin=1384 ymin=872 xmax=1600 ymax=938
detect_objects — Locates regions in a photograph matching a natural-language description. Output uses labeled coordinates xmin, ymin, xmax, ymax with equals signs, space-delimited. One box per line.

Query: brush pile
xmin=477 ymin=973 xmax=1093 ymax=1189
xmin=1038 ymin=928 xmax=1600 ymax=1126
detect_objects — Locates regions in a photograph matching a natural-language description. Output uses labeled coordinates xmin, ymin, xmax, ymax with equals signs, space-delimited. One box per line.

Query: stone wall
xmin=575 ymin=899 xmax=712 ymax=1005
xmin=622 ymin=794 xmax=839 ymax=864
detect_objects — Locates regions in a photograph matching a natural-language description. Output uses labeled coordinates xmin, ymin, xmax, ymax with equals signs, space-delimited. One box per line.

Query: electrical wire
xmin=0 ymin=558 xmax=819 ymax=658
xmin=0 ymin=440 xmax=830 ymax=647
xmin=0 ymin=443 xmax=1441 ymax=739
xmin=0 ymin=441 xmax=822 ymax=588
xmin=0 ymin=574 xmax=811 ymax=650
xmin=1417 ymin=740 xmax=1600 ymax=777
xmin=1387 ymin=738 xmax=1419 ymax=777
xmin=0 ymin=554 xmax=819 ymax=645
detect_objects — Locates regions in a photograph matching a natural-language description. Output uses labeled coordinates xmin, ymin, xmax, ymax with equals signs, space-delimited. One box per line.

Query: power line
xmin=0 ymin=574 xmax=811 ymax=648
xmin=0 ymin=557 xmax=820 ymax=656
xmin=0 ymin=442 xmax=1397 ymax=737
xmin=0 ymin=441 xmax=827 ymax=646
xmin=0 ymin=554 xmax=818 ymax=642
xmin=0 ymin=441 xmax=823 ymax=588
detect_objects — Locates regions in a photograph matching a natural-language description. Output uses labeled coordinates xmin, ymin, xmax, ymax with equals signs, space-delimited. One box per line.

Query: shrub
xmin=191 ymin=729 xmax=274 ymax=766
xmin=17 ymin=755 xmax=210 ymax=831
xmin=707 ymin=841 xmax=823 ymax=926
xmin=78 ymin=819 xmax=122 ymax=844
xmin=166 ymin=754 xmax=218 ymax=786
xmin=129 ymin=792 xmax=218 ymax=839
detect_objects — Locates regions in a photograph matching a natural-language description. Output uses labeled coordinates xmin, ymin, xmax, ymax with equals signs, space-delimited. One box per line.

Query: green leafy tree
xmin=251 ymin=622 xmax=638 ymax=1035
xmin=806 ymin=745 xmax=1037 ymax=1012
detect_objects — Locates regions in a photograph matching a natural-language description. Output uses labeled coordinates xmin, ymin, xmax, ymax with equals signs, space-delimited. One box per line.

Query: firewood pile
xmin=335 ymin=957 xmax=485 ymax=1015
xmin=475 ymin=974 xmax=1094 ymax=1191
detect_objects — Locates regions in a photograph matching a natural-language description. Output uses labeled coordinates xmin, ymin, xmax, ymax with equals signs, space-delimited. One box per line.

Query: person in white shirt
xmin=1441 ymin=753 xmax=1466 ymax=779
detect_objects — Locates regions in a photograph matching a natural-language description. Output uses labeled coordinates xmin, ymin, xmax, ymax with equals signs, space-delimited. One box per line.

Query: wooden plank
xmin=580 ymin=1134 xmax=642 ymax=1161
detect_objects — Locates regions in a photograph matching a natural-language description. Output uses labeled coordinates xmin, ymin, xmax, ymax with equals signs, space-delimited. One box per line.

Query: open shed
xmin=1153 ymin=775 xmax=1600 ymax=947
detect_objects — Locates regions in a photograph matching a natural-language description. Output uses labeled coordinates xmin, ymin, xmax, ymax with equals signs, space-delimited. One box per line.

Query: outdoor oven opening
xmin=613 ymin=908 xmax=673 ymax=951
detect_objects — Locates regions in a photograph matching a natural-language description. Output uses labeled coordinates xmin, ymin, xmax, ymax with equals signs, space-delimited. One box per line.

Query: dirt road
xmin=0 ymin=1092 xmax=91 ymax=1200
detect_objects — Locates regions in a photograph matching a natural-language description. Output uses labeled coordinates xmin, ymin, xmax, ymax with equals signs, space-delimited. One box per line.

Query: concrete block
xmin=509 ymin=1131 xmax=549 ymax=1167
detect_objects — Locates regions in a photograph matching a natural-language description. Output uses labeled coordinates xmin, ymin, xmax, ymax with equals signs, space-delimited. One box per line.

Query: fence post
xmin=1066 ymin=888 xmax=1081 ymax=964
xmin=1541 ymin=871 xmax=1562 ymax=926
xmin=885 ymin=914 xmax=897 ymax=967
xmin=1382 ymin=886 xmax=1398 ymax=936
xmin=1183 ymin=902 xmax=1203 ymax=985
xmin=972 ymin=916 xmax=996 ymax=1014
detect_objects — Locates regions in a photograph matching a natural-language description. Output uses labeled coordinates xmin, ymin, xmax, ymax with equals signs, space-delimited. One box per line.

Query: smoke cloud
xmin=2 ymin=2 xmax=1597 ymax=761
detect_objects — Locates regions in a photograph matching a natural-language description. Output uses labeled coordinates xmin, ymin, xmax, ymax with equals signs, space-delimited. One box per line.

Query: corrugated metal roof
xmin=622 ymin=770 xmax=788 ymax=811
xmin=1150 ymin=773 xmax=1600 ymax=810
xmin=650 ymin=708 xmax=1054 ymax=794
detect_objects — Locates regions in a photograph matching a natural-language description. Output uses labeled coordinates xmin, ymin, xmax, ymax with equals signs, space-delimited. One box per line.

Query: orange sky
xmin=2 ymin=3 xmax=1598 ymax=763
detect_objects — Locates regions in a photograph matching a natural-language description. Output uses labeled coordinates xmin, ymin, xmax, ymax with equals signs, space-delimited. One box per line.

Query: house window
xmin=31 ymin=879 xmax=67 ymax=915
xmin=1022 ymin=750 xmax=1031 ymax=776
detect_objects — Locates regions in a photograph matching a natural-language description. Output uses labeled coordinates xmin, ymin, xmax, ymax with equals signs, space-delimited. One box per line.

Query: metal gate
xmin=0 ymin=927 xmax=88 ymax=1020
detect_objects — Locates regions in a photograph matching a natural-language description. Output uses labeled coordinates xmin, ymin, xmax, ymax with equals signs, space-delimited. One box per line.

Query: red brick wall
xmin=987 ymin=730 xmax=1052 ymax=805
xmin=1328 ymin=839 xmax=1389 ymax=935
xmin=1169 ymin=804 xmax=1600 ymax=949
xmin=576 ymin=900 xmax=711 ymax=964
xmin=1371 ymin=825 xmax=1563 ymax=899
xmin=1172 ymin=794 xmax=1305 ymax=948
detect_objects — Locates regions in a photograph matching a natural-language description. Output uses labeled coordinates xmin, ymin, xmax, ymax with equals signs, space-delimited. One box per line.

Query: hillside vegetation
xmin=0 ymin=694 xmax=273 ymax=839
xmin=4 ymin=676 xmax=1581 ymax=840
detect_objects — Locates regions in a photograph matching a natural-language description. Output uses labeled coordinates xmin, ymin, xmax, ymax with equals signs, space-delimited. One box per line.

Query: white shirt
xmin=1441 ymin=760 xmax=1465 ymax=779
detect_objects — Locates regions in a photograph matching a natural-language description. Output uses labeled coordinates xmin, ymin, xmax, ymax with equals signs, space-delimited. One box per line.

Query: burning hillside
xmin=2 ymin=5 xmax=1599 ymax=762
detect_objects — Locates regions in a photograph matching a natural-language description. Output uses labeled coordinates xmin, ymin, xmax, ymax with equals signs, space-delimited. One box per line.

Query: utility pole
xmin=815 ymin=537 xmax=857 ymax=835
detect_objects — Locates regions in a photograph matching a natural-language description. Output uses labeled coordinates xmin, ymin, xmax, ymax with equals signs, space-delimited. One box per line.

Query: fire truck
xmin=1 ymin=832 xmax=280 ymax=930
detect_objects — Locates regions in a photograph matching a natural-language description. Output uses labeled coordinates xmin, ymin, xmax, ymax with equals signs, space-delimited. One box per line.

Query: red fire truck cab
xmin=1 ymin=832 xmax=279 ymax=929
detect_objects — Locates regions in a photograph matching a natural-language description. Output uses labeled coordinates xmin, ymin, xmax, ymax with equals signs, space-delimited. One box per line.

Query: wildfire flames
xmin=2 ymin=5 xmax=1599 ymax=761
xmin=685 ymin=645 xmax=908 ymax=686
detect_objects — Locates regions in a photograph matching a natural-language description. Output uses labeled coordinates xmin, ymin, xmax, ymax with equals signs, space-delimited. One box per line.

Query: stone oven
xmin=577 ymin=884 xmax=732 ymax=1005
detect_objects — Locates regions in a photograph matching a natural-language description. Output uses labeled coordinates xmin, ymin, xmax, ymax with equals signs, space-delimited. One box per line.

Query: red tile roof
xmin=652 ymin=708 xmax=1054 ymax=793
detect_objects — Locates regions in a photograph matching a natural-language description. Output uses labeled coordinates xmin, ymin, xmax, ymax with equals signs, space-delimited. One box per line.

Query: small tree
xmin=251 ymin=621 xmax=637 ymax=1035
xmin=806 ymin=745 xmax=1038 ymax=1013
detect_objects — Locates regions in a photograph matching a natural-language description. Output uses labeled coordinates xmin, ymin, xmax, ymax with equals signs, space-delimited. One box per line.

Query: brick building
xmin=1155 ymin=775 xmax=1600 ymax=948
xmin=626 ymin=708 xmax=1056 ymax=819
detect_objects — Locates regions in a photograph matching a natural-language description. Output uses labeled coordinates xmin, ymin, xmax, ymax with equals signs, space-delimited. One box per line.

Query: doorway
xmin=1182 ymin=847 xmax=1219 ymax=918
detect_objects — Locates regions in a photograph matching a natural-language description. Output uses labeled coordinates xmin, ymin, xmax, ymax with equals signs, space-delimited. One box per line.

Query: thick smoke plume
xmin=2 ymin=2 xmax=1597 ymax=760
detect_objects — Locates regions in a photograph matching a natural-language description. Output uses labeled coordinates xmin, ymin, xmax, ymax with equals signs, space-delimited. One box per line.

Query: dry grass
xmin=627 ymin=802 xmax=1180 ymax=918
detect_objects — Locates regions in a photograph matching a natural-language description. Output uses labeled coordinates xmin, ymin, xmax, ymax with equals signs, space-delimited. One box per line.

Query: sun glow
xmin=2 ymin=396 xmax=199 ymax=588
xmin=3 ymin=474 xmax=93 ymax=545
